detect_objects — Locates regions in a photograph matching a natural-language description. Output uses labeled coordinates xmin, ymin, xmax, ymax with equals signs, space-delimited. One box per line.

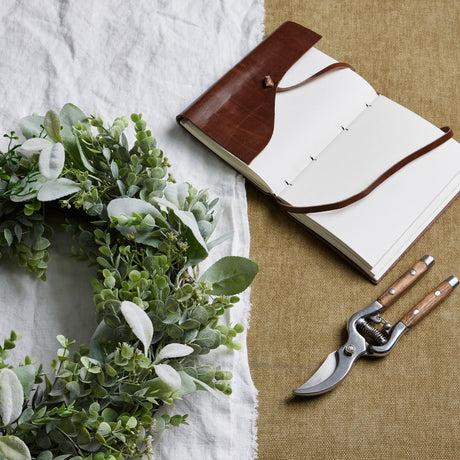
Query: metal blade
xmin=293 ymin=345 xmax=363 ymax=396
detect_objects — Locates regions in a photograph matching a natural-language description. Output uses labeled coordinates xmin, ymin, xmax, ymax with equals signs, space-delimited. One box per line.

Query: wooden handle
xmin=377 ymin=255 xmax=434 ymax=310
xmin=400 ymin=277 xmax=458 ymax=328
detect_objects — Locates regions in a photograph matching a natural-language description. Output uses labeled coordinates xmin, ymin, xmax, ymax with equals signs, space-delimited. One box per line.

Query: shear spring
xmin=356 ymin=318 xmax=388 ymax=345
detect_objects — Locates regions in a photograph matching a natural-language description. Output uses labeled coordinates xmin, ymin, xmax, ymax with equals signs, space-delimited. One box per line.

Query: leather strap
xmin=276 ymin=62 xmax=356 ymax=92
xmin=274 ymin=126 xmax=453 ymax=214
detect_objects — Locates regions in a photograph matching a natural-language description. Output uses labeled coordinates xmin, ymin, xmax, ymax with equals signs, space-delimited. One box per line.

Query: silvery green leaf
xmin=75 ymin=135 xmax=97 ymax=174
xmin=191 ymin=201 xmax=206 ymax=220
xmin=198 ymin=220 xmax=212 ymax=239
xmin=190 ymin=376 xmax=221 ymax=399
xmin=0 ymin=368 xmax=24 ymax=425
xmin=19 ymin=114 xmax=45 ymax=139
xmin=177 ymin=371 xmax=197 ymax=397
xmin=38 ymin=143 xmax=65 ymax=180
xmin=120 ymin=300 xmax=153 ymax=355
xmin=154 ymin=343 xmax=194 ymax=364
xmin=17 ymin=138 xmax=52 ymax=159
xmin=195 ymin=328 xmax=220 ymax=349
xmin=97 ymin=421 xmax=111 ymax=436
xmin=37 ymin=178 xmax=80 ymax=201
xmin=151 ymin=196 xmax=179 ymax=210
xmin=174 ymin=210 xmax=208 ymax=265
xmin=164 ymin=183 xmax=189 ymax=209
xmin=12 ymin=365 xmax=36 ymax=397
xmin=44 ymin=110 xmax=62 ymax=142
xmin=206 ymin=231 xmax=232 ymax=251
xmin=0 ymin=436 xmax=31 ymax=460
xmin=153 ymin=363 xmax=181 ymax=390
xmin=3 ymin=229 xmax=12 ymax=246
xmin=199 ymin=256 xmax=258 ymax=295
xmin=60 ymin=103 xmax=87 ymax=168
xmin=107 ymin=197 xmax=167 ymax=235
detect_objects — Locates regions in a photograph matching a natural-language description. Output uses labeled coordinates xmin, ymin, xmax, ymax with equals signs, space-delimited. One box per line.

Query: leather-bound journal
xmin=177 ymin=21 xmax=460 ymax=283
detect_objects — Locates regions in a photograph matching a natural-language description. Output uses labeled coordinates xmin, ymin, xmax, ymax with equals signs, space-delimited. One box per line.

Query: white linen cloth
xmin=0 ymin=1 xmax=264 ymax=458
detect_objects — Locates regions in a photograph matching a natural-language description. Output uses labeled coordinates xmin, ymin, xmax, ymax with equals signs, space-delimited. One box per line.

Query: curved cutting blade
xmin=293 ymin=345 xmax=363 ymax=396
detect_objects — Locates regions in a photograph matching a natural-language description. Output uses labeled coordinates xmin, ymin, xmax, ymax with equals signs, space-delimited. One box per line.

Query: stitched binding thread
xmin=274 ymin=126 xmax=453 ymax=214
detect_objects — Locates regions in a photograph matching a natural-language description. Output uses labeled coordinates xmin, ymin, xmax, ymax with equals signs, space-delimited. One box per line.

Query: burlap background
xmin=247 ymin=1 xmax=459 ymax=459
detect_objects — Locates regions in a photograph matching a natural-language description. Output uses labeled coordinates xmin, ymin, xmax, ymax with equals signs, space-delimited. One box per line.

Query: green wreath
xmin=0 ymin=104 xmax=258 ymax=459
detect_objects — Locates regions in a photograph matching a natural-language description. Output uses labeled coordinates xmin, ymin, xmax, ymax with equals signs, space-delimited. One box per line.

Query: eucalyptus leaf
xmin=0 ymin=436 xmax=31 ymax=460
xmin=154 ymin=343 xmax=194 ymax=364
xmin=107 ymin=197 xmax=167 ymax=237
xmin=19 ymin=114 xmax=45 ymax=139
xmin=37 ymin=178 xmax=80 ymax=201
xmin=0 ymin=369 xmax=24 ymax=425
xmin=120 ymin=301 xmax=153 ymax=355
xmin=200 ymin=256 xmax=258 ymax=295
xmin=12 ymin=365 xmax=36 ymax=398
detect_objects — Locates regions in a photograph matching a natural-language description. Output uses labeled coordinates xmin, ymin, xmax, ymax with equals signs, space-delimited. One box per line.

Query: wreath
xmin=0 ymin=104 xmax=258 ymax=459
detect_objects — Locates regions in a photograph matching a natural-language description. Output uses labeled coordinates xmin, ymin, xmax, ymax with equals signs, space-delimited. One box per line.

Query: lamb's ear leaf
xmin=173 ymin=210 xmax=208 ymax=265
xmin=37 ymin=178 xmax=80 ymax=202
xmin=44 ymin=110 xmax=62 ymax=142
xmin=120 ymin=301 xmax=153 ymax=355
xmin=0 ymin=369 xmax=24 ymax=426
xmin=154 ymin=343 xmax=194 ymax=364
xmin=0 ymin=436 xmax=31 ymax=460
xmin=153 ymin=363 xmax=181 ymax=390
xmin=38 ymin=143 xmax=65 ymax=180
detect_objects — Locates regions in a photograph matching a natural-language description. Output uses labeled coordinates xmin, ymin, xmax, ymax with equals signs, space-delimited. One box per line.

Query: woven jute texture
xmin=247 ymin=1 xmax=460 ymax=459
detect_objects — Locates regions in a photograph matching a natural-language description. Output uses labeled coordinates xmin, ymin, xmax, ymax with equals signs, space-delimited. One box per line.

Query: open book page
xmin=179 ymin=118 xmax=273 ymax=193
xmin=249 ymin=47 xmax=377 ymax=195
xmin=284 ymin=95 xmax=460 ymax=276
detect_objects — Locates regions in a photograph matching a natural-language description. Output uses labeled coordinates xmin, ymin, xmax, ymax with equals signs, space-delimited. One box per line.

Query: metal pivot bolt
xmin=344 ymin=344 xmax=356 ymax=356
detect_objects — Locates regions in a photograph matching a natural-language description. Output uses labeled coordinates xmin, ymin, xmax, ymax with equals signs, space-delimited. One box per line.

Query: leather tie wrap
xmin=274 ymin=126 xmax=453 ymax=214
xmin=276 ymin=62 xmax=356 ymax=92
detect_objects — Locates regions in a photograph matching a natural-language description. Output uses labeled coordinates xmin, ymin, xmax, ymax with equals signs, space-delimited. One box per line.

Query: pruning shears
xmin=293 ymin=255 xmax=458 ymax=397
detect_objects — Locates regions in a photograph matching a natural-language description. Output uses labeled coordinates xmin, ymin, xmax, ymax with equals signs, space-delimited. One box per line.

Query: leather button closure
xmin=263 ymin=75 xmax=275 ymax=88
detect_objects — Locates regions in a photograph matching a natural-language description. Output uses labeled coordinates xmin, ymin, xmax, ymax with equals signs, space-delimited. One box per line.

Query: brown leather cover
xmin=177 ymin=21 xmax=321 ymax=164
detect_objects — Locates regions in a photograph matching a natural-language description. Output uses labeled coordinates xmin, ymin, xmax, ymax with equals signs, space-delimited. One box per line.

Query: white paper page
xmin=371 ymin=174 xmax=460 ymax=277
xmin=249 ymin=47 xmax=377 ymax=194
xmin=280 ymin=95 xmax=450 ymax=206
xmin=288 ymin=95 xmax=460 ymax=268
xmin=295 ymin=165 xmax=459 ymax=277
